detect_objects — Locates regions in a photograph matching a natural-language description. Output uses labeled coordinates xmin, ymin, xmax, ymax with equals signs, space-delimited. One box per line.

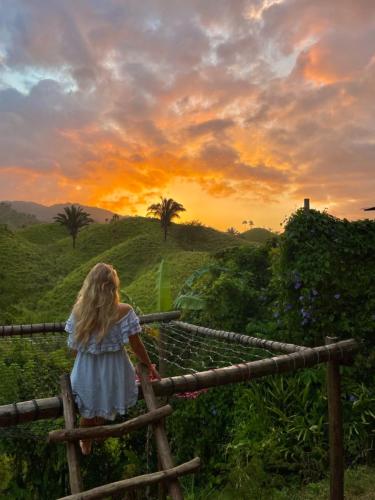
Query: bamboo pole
xmin=138 ymin=363 xmax=184 ymax=500
xmin=0 ymin=311 xmax=181 ymax=337
xmin=60 ymin=374 xmax=83 ymax=494
xmin=0 ymin=339 xmax=357 ymax=427
xmin=58 ymin=458 xmax=201 ymax=500
xmin=326 ymin=337 xmax=344 ymax=500
xmin=171 ymin=321 xmax=307 ymax=354
xmin=48 ymin=405 xmax=173 ymax=443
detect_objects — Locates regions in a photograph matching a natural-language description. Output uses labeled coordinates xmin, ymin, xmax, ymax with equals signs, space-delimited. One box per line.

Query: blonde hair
xmin=73 ymin=263 xmax=120 ymax=345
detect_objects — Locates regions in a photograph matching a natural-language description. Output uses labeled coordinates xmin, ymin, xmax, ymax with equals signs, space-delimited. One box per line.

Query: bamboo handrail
xmin=0 ymin=338 xmax=357 ymax=427
xmin=0 ymin=311 xmax=181 ymax=336
xmin=172 ymin=320 xmax=307 ymax=353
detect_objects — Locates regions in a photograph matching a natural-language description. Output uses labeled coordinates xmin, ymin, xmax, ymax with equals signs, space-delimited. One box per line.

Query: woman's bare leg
xmin=79 ymin=416 xmax=106 ymax=455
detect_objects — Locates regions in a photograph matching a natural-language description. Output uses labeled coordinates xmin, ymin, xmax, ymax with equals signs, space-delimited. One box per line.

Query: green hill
xmin=17 ymin=222 xmax=68 ymax=245
xmin=0 ymin=226 xmax=57 ymax=323
xmin=240 ymin=227 xmax=276 ymax=243
xmin=1 ymin=217 xmax=253 ymax=323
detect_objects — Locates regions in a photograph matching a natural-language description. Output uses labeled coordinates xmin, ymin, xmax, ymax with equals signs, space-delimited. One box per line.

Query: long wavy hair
xmin=73 ymin=263 xmax=120 ymax=345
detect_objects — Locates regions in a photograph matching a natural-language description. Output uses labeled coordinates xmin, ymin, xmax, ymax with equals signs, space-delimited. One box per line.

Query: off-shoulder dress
xmin=64 ymin=308 xmax=141 ymax=421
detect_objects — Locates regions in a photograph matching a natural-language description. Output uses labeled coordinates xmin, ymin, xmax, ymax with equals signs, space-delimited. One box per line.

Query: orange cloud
xmin=1 ymin=1 xmax=374 ymax=229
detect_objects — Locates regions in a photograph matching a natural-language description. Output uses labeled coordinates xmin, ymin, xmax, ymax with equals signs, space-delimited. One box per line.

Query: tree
xmin=53 ymin=205 xmax=93 ymax=248
xmin=242 ymin=219 xmax=254 ymax=231
xmin=147 ymin=197 xmax=186 ymax=241
xmin=110 ymin=214 xmax=120 ymax=222
xmin=226 ymin=227 xmax=240 ymax=236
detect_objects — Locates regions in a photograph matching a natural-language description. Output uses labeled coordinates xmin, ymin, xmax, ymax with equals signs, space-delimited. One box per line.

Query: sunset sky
xmin=0 ymin=0 xmax=374 ymax=231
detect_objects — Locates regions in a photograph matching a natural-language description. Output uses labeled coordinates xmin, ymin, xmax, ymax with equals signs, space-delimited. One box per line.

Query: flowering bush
xmin=272 ymin=208 xmax=375 ymax=348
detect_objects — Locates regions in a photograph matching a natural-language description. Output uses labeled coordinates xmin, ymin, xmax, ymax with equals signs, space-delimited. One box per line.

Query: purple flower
xmin=299 ymin=295 xmax=304 ymax=301
xmin=294 ymin=281 xmax=302 ymax=290
xmin=312 ymin=289 xmax=318 ymax=296
xmin=285 ymin=303 xmax=293 ymax=311
xmin=273 ymin=311 xmax=280 ymax=318
xmin=301 ymin=308 xmax=310 ymax=318
xmin=334 ymin=293 xmax=341 ymax=300
xmin=348 ymin=394 xmax=358 ymax=402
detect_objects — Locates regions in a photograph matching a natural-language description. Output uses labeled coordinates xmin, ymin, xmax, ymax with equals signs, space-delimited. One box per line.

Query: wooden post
xmin=304 ymin=198 xmax=310 ymax=212
xmin=60 ymin=374 xmax=83 ymax=494
xmin=138 ymin=363 xmax=184 ymax=500
xmin=325 ymin=337 xmax=344 ymax=500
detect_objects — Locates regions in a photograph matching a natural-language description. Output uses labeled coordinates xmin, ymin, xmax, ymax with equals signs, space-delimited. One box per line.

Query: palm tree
xmin=242 ymin=219 xmax=254 ymax=231
xmin=226 ymin=227 xmax=240 ymax=236
xmin=53 ymin=205 xmax=93 ymax=248
xmin=110 ymin=214 xmax=120 ymax=222
xmin=147 ymin=197 xmax=186 ymax=241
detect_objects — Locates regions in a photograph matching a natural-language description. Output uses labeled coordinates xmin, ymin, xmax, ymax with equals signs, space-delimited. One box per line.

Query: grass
xmin=17 ymin=222 xmax=67 ymax=245
xmin=283 ymin=465 xmax=375 ymax=500
xmin=0 ymin=226 xmax=57 ymax=322
xmin=186 ymin=465 xmax=375 ymax=500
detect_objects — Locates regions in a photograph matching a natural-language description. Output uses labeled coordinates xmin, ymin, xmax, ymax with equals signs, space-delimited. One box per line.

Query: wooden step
xmin=48 ymin=404 xmax=173 ymax=443
xmin=138 ymin=363 xmax=188 ymax=500
xmin=57 ymin=457 xmax=201 ymax=500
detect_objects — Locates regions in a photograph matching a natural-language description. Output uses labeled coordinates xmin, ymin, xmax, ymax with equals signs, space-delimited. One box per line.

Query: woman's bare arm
xmin=128 ymin=334 xmax=161 ymax=379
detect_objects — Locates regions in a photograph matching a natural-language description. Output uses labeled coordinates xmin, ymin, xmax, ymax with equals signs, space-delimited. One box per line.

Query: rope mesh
xmin=0 ymin=321 xmax=274 ymax=440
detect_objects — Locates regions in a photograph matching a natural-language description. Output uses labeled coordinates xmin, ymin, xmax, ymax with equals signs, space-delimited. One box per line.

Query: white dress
xmin=65 ymin=309 xmax=141 ymax=420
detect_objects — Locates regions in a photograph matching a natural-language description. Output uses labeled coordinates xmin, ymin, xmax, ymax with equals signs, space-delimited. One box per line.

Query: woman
xmin=65 ymin=262 xmax=160 ymax=455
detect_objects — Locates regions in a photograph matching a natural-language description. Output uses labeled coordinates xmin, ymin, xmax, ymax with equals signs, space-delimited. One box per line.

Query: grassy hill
xmin=1 ymin=217 xmax=253 ymax=323
xmin=240 ymin=227 xmax=276 ymax=243
xmin=0 ymin=225 xmax=57 ymax=322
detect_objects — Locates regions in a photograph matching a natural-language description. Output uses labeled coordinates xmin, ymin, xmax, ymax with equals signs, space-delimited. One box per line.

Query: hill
xmin=0 ymin=201 xmax=40 ymax=229
xmin=0 ymin=225 xmax=57 ymax=323
xmin=1 ymin=217 xmax=254 ymax=323
xmin=240 ymin=227 xmax=276 ymax=243
xmin=5 ymin=200 xmax=118 ymax=223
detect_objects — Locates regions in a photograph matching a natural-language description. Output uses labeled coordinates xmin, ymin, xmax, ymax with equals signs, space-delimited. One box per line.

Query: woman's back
xmin=66 ymin=306 xmax=141 ymax=354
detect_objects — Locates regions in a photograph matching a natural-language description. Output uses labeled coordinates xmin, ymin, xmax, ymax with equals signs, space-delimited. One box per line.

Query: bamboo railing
xmin=0 ymin=338 xmax=357 ymax=427
xmin=172 ymin=320 xmax=307 ymax=353
xmin=0 ymin=311 xmax=181 ymax=337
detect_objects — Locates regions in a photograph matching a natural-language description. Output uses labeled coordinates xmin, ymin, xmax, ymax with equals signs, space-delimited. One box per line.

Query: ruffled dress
xmin=65 ymin=308 xmax=141 ymax=420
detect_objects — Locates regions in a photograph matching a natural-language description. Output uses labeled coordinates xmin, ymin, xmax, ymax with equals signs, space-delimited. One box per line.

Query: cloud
xmin=185 ymin=118 xmax=235 ymax=138
xmin=0 ymin=0 xmax=374 ymax=225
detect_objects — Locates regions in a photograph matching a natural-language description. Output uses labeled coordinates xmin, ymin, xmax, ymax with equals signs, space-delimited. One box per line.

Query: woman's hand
xmin=148 ymin=363 xmax=161 ymax=381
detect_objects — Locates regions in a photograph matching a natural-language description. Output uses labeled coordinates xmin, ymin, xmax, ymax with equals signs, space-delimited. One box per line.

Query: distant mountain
xmin=240 ymin=227 xmax=276 ymax=243
xmin=5 ymin=201 xmax=118 ymax=223
xmin=0 ymin=201 xmax=40 ymax=229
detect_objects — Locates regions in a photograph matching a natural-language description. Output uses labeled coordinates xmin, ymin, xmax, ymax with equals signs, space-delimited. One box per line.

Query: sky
xmin=0 ymin=0 xmax=374 ymax=231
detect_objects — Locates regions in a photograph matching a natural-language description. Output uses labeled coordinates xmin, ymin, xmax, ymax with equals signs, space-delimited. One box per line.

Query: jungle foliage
xmin=0 ymin=209 xmax=374 ymax=498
